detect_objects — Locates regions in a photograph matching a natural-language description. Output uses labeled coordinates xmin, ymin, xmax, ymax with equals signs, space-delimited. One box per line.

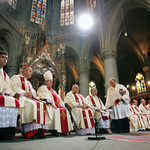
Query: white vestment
xmin=86 ymin=95 xmax=110 ymax=129
xmin=37 ymin=85 xmax=73 ymax=133
xmin=131 ymin=105 xmax=150 ymax=129
xmin=10 ymin=75 xmax=51 ymax=125
xmin=129 ymin=104 xmax=146 ymax=130
xmin=139 ymin=103 xmax=150 ymax=115
xmin=105 ymin=84 xmax=131 ymax=119
xmin=0 ymin=69 xmax=22 ymax=128
xmin=64 ymin=91 xmax=95 ymax=130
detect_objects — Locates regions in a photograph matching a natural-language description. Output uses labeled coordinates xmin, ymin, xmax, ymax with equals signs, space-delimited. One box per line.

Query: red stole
xmin=48 ymin=87 xmax=62 ymax=108
xmin=73 ymin=92 xmax=95 ymax=128
xmin=3 ymin=70 xmax=6 ymax=81
xmin=89 ymin=95 xmax=108 ymax=120
xmin=142 ymin=104 xmax=149 ymax=111
xmin=47 ymin=87 xmax=69 ymax=133
xmin=20 ymin=77 xmax=46 ymax=124
xmin=0 ymin=95 xmax=20 ymax=108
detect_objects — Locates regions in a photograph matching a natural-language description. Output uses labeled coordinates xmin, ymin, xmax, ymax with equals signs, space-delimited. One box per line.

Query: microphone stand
xmin=88 ymin=113 xmax=105 ymax=140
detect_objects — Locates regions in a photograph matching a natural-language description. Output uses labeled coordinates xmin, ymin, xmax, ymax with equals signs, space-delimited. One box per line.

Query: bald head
xmin=72 ymin=84 xmax=79 ymax=93
xmin=109 ymin=78 xmax=117 ymax=88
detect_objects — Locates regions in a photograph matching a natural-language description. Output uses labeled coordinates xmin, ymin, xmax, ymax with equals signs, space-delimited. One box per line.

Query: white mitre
xmin=43 ymin=70 xmax=53 ymax=81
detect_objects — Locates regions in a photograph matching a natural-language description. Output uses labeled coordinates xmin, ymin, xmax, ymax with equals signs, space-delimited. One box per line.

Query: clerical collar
xmin=72 ymin=91 xmax=77 ymax=94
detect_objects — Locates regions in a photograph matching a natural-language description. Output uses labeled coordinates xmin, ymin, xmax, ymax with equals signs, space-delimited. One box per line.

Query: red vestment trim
xmin=131 ymin=106 xmax=143 ymax=128
xmin=0 ymin=95 xmax=20 ymax=108
xmin=60 ymin=108 xmax=69 ymax=133
xmin=87 ymin=109 xmax=95 ymax=127
xmin=0 ymin=95 xmax=4 ymax=106
xmin=47 ymin=87 xmax=69 ymax=132
xmin=82 ymin=109 xmax=89 ymax=128
xmin=20 ymin=77 xmax=25 ymax=90
xmin=3 ymin=70 xmax=6 ymax=81
xmin=48 ymin=88 xmax=61 ymax=108
xmin=89 ymin=95 xmax=108 ymax=120
xmin=20 ymin=77 xmax=42 ymax=124
xmin=143 ymin=104 xmax=149 ymax=111
xmin=27 ymin=81 xmax=31 ymax=92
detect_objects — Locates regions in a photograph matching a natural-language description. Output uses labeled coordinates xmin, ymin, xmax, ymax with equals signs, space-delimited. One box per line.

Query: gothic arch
xmin=105 ymin=0 xmax=150 ymax=52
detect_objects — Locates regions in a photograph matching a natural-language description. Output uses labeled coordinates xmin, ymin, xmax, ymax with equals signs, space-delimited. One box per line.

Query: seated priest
xmin=64 ymin=84 xmax=95 ymax=135
xmin=131 ymin=100 xmax=150 ymax=130
xmin=86 ymin=87 xmax=110 ymax=134
xmin=139 ymin=99 xmax=150 ymax=115
xmin=129 ymin=99 xmax=146 ymax=131
xmin=10 ymin=66 xmax=51 ymax=139
xmin=37 ymin=70 xmax=73 ymax=135
xmin=147 ymin=100 xmax=150 ymax=109
xmin=0 ymin=50 xmax=22 ymax=140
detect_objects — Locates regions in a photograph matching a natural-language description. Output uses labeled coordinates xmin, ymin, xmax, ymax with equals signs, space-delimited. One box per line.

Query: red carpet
xmin=106 ymin=134 xmax=150 ymax=143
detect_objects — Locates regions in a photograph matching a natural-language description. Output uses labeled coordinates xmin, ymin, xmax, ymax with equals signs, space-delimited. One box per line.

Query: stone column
xmin=101 ymin=50 xmax=119 ymax=93
xmin=79 ymin=70 xmax=89 ymax=97
xmin=6 ymin=66 xmax=18 ymax=78
xmin=143 ymin=66 xmax=150 ymax=90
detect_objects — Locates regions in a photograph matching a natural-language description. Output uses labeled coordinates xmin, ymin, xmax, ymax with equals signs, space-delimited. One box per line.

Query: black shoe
xmin=30 ymin=135 xmax=36 ymax=139
xmin=59 ymin=133 xmax=67 ymax=136
xmin=50 ymin=130 xmax=60 ymax=136
xmin=36 ymin=129 xmax=46 ymax=138
xmin=103 ymin=129 xmax=109 ymax=134
xmin=97 ymin=129 xmax=104 ymax=134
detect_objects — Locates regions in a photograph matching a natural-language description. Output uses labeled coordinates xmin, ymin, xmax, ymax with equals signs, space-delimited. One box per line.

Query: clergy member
xmin=86 ymin=87 xmax=110 ymax=134
xmin=10 ymin=66 xmax=50 ymax=139
xmin=37 ymin=70 xmax=73 ymax=135
xmin=147 ymin=100 xmax=150 ymax=109
xmin=129 ymin=100 xmax=146 ymax=131
xmin=139 ymin=99 xmax=150 ymax=115
xmin=105 ymin=78 xmax=131 ymax=133
xmin=0 ymin=50 xmax=22 ymax=140
xmin=64 ymin=84 xmax=95 ymax=135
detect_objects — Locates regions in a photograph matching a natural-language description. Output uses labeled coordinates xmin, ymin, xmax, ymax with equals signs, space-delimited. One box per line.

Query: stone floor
xmin=0 ymin=131 xmax=150 ymax=150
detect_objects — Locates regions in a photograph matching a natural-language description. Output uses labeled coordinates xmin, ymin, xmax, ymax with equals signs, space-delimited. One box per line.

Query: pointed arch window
xmin=7 ymin=0 xmax=17 ymax=10
xmin=87 ymin=0 xmax=96 ymax=12
xmin=30 ymin=0 xmax=47 ymax=24
xmin=135 ymin=73 xmax=146 ymax=93
xmin=60 ymin=0 xmax=74 ymax=26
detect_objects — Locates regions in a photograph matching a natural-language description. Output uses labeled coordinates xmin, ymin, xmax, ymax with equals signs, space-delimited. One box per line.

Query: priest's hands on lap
xmin=96 ymin=108 xmax=101 ymax=112
xmin=24 ymin=92 xmax=33 ymax=98
xmin=79 ymin=105 xmax=87 ymax=109
xmin=51 ymin=103 xmax=57 ymax=109
xmin=117 ymin=98 xmax=123 ymax=101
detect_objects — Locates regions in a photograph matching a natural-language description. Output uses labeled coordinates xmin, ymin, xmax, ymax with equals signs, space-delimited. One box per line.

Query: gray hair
xmin=109 ymin=78 xmax=116 ymax=82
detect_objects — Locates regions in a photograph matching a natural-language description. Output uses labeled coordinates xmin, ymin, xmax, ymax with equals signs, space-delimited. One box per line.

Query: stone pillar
xmin=6 ymin=66 xmax=17 ymax=78
xmin=101 ymin=50 xmax=119 ymax=93
xmin=143 ymin=66 xmax=150 ymax=90
xmin=79 ymin=70 xmax=89 ymax=97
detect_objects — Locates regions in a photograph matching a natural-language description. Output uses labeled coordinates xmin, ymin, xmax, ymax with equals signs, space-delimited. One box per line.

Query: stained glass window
xmin=7 ymin=0 xmax=17 ymax=10
xmin=30 ymin=0 xmax=47 ymax=24
xmin=87 ymin=0 xmax=96 ymax=12
xmin=60 ymin=0 xmax=74 ymax=26
xmin=135 ymin=73 xmax=146 ymax=93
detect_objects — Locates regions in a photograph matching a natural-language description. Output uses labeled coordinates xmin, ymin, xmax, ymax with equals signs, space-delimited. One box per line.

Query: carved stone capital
xmin=100 ymin=50 xmax=117 ymax=61
xmin=143 ymin=66 xmax=150 ymax=72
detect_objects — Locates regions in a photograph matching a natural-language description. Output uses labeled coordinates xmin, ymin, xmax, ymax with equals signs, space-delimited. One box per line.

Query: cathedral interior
xmin=0 ymin=0 xmax=150 ymax=103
